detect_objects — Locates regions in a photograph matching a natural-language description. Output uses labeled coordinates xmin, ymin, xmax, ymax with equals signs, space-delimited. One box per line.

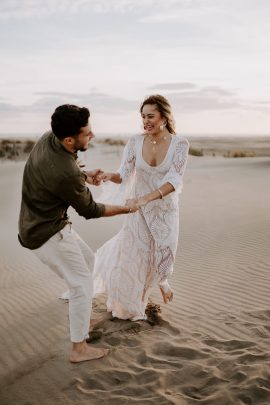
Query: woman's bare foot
xmin=159 ymin=287 xmax=173 ymax=304
xmin=69 ymin=340 xmax=109 ymax=363
xmin=90 ymin=317 xmax=104 ymax=328
xmin=90 ymin=312 xmax=113 ymax=330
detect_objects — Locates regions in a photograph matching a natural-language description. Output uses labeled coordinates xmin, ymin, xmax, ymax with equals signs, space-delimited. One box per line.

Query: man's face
xmin=73 ymin=124 xmax=95 ymax=152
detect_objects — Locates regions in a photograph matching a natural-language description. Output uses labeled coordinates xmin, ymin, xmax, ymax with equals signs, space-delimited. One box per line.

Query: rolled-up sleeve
xmin=56 ymin=172 xmax=105 ymax=219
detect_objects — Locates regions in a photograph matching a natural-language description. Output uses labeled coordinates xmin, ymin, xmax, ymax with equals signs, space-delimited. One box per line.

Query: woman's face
xmin=141 ymin=104 xmax=165 ymax=136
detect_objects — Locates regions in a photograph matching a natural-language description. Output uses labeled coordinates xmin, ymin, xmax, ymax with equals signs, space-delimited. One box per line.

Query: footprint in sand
xmin=236 ymin=352 xmax=270 ymax=365
xmin=237 ymin=384 xmax=270 ymax=405
xmin=152 ymin=341 xmax=208 ymax=360
xmin=202 ymin=338 xmax=256 ymax=352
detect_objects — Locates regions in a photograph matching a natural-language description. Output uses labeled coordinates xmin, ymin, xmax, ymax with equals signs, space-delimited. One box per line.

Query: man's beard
xmin=74 ymin=141 xmax=89 ymax=152
xmin=78 ymin=145 xmax=88 ymax=152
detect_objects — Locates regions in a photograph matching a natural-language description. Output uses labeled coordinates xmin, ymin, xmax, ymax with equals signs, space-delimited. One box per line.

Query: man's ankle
xmin=71 ymin=340 xmax=86 ymax=352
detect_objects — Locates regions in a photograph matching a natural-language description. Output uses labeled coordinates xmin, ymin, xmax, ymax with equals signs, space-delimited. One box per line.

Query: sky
xmin=0 ymin=0 xmax=270 ymax=136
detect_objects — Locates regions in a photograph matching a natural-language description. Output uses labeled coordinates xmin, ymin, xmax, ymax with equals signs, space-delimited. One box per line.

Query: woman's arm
xmin=97 ymin=136 xmax=137 ymax=185
xmin=128 ymin=182 xmax=175 ymax=207
xmin=134 ymin=138 xmax=189 ymax=206
xmin=100 ymin=172 xmax=122 ymax=184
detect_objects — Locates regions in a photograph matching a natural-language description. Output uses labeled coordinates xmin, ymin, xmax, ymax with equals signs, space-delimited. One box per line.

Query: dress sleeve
xmin=97 ymin=136 xmax=137 ymax=205
xmin=117 ymin=136 xmax=137 ymax=183
xmin=161 ymin=137 xmax=189 ymax=193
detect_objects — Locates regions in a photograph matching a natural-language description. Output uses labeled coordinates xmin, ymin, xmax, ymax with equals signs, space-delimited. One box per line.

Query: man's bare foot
xmin=159 ymin=287 xmax=173 ymax=304
xmin=69 ymin=340 xmax=109 ymax=363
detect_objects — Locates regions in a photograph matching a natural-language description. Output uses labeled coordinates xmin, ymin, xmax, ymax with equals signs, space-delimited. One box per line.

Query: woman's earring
xmin=159 ymin=122 xmax=166 ymax=131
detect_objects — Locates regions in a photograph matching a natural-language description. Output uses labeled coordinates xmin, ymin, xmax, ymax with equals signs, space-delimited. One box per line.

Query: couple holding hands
xmin=19 ymin=94 xmax=189 ymax=363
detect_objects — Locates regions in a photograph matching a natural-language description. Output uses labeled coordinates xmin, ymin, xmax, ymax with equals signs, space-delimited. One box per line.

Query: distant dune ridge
xmin=187 ymin=136 xmax=270 ymax=157
xmin=0 ymin=142 xmax=270 ymax=404
xmin=1 ymin=135 xmax=270 ymax=161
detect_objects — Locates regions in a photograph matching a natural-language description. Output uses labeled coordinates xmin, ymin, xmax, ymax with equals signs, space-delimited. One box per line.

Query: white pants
xmin=34 ymin=225 xmax=94 ymax=343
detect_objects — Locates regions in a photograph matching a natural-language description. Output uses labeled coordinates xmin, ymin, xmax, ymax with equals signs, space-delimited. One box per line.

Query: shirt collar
xmin=52 ymin=132 xmax=78 ymax=160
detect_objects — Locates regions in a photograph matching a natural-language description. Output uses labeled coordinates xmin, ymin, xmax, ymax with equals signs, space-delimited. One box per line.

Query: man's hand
xmin=126 ymin=198 xmax=139 ymax=213
xmin=127 ymin=196 xmax=148 ymax=208
xmin=85 ymin=169 xmax=104 ymax=186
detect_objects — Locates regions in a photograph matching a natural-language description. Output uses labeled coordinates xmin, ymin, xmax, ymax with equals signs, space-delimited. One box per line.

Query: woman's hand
xmin=98 ymin=172 xmax=122 ymax=184
xmin=137 ymin=196 xmax=149 ymax=207
xmin=126 ymin=198 xmax=138 ymax=206
xmin=126 ymin=196 xmax=149 ymax=208
xmin=128 ymin=196 xmax=148 ymax=207
xmin=125 ymin=199 xmax=139 ymax=213
xmin=100 ymin=172 xmax=114 ymax=182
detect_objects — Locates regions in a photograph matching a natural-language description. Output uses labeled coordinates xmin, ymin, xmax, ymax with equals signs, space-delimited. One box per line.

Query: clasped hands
xmin=85 ymin=169 xmax=147 ymax=213
xmin=85 ymin=169 xmax=104 ymax=186
xmin=85 ymin=169 xmax=117 ymax=185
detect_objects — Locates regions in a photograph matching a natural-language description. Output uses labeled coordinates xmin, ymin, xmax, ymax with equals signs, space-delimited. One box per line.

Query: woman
xmin=94 ymin=94 xmax=189 ymax=321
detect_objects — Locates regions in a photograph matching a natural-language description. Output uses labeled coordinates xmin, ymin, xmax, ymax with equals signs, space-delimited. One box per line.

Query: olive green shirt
xmin=18 ymin=131 xmax=105 ymax=249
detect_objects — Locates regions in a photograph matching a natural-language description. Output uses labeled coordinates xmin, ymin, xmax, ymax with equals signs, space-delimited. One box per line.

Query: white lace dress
xmin=93 ymin=134 xmax=189 ymax=320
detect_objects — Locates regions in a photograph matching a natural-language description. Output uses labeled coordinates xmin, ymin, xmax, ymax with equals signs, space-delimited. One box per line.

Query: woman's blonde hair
xmin=140 ymin=94 xmax=176 ymax=134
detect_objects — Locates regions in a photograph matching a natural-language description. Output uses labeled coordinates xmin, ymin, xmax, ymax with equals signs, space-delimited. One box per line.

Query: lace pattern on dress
xmin=97 ymin=136 xmax=137 ymax=205
xmin=93 ymin=135 xmax=189 ymax=320
xmin=161 ymin=138 xmax=189 ymax=193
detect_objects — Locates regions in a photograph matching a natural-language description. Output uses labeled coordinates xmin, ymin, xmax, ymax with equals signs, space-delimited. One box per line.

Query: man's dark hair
xmin=51 ymin=104 xmax=90 ymax=140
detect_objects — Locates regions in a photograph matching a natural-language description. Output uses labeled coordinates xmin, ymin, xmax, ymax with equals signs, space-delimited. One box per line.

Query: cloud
xmin=1 ymin=85 xmax=269 ymax=135
xmin=198 ymin=86 xmax=236 ymax=97
xmin=0 ymin=102 xmax=20 ymax=117
xmin=144 ymin=83 xmax=270 ymax=113
xmin=0 ymin=90 xmax=138 ymax=118
xmin=34 ymin=91 xmax=138 ymax=113
xmin=137 ymin=0 xmax=270 ymax=54
xmin=149 ymin=82 xmax=197 ymax=91
xmin=1 ymin=85 xmax=269 ymax=121
xmin=0 ymin=0 xmax=184 ymax=19
xmin=148 ymin=83 xmax=236 ymax=98
xmin=139 ymin=0 xmax=270 ymax=24
xmin=168 ymin=91 xmax=241 ymax=112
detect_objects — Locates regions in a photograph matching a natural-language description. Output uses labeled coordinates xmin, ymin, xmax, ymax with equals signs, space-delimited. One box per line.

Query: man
xmin=18 ymin=104 xmax=137 ymax=363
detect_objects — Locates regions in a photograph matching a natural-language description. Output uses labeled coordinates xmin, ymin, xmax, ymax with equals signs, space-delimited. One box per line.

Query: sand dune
xmin=0 ymin=150 xmax=270 ymax=404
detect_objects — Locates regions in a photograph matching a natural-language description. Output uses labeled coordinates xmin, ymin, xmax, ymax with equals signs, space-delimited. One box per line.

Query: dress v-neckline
xmin=140 ymin=135 xmax=173 ymax=168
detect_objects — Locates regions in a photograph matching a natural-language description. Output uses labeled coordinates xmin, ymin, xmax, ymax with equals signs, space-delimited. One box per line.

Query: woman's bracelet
xmin=157 ymin=188 xmax=164 ymax=199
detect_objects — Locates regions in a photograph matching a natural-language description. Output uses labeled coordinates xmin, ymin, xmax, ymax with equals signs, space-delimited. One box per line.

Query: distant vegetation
xmin=189 ymin=147 xmax=204 ymax=156
xmin=23 ymin=140 xmax=35 ymax=154
xmin=223 ymin=151 xmax=256 ymax=158
xmin=0 ymin=136 xmax=262 ymax=161
xmin=102 ymin=138 xmax=126 ymax=146
xmin=0 ymin=139 xmax=35 ymax=160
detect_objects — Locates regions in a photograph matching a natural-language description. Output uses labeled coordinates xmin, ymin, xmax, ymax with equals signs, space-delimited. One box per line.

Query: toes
xmin=99 ymin=348 xmax=110 ymax=359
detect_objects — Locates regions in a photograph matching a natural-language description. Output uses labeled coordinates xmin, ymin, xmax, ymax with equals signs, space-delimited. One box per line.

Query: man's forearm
xmin=102 ymin=204 xmax=130 ymax=217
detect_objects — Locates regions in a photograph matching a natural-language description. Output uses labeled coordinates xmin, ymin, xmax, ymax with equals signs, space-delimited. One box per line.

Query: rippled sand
xmin=0 ymin=149 xmax=270 ymax=404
